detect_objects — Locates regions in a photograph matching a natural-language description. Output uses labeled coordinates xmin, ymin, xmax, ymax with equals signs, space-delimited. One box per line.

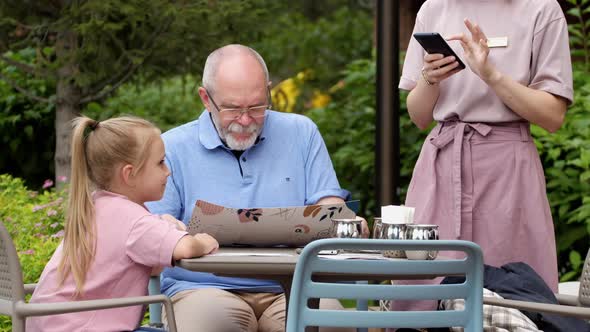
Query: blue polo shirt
xmin=146 ymin=110 xmax=350 ymax=297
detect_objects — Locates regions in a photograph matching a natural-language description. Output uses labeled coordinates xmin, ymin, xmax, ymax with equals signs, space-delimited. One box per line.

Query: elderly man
xmin=147 ymin=44 xmax=366 ymax=332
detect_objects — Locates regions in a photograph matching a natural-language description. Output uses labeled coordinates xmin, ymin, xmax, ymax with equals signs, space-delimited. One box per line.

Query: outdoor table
xmin=177 ymin=247 xmax=444 ymax=332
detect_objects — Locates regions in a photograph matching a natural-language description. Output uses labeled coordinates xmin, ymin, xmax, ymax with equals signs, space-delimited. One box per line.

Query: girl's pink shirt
xmin=27 ymin=190 xmax=187 ymax=332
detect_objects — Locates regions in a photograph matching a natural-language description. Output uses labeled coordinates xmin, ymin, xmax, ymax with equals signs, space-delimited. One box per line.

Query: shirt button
xmin=242 ymin=157 xmax=247 ymax=162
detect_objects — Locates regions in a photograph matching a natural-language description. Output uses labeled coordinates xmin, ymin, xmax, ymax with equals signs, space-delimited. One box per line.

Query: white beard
xmin=212 ymin=114 xmax=261 ymax=151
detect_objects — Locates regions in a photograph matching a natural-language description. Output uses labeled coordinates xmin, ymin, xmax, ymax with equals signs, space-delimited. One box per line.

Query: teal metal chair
xmin=148 ymin=274 xmax=370 ymax=332
xmin=286 ymin=238 xmax=484 ymax=331
xmin=148 ymin=276 xmax=164 ymax=327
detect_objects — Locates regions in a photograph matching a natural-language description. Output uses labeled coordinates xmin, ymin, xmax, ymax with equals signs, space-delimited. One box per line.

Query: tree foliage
xmin=83 ymin=75 xmax=203 ymax=132
xmin=0 ymin=0 xmax=282 ymax=182
xmin=255 ymin=5 xmax=374 ymax=114
xmin=1 ymin=0 xmax=375 ymax=187
xmin=0 ymin=48 xmax=55 ymax=187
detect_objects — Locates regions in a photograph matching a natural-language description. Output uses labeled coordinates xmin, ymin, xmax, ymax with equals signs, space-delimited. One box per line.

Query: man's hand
xmin=316 ymin=196 xmax=345 ymax=205
xmin=316 ymin=196 xmax=369 ymax=237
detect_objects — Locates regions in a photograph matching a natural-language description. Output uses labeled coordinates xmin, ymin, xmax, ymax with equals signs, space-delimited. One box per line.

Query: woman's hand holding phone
xmin=421 ymin=53 xmax=463 ymax=86
xmin=413 ymin=32 xmax=465 ymax=86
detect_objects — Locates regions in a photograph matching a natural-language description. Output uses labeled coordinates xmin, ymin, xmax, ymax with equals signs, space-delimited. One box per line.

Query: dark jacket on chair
xmin=442 ymin=262 xmax=590 ymax=332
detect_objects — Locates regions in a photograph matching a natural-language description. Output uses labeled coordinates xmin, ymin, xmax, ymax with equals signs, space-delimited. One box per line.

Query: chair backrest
xmin=0 ymin=222 xmax=26 ymax=316
xmin=580 ymin=248 xmax=590 ymax=307
xmin=286 ymin=238 xmax=483 ymax=332
xmin=148 ymin=276 xmax=164 ymax=326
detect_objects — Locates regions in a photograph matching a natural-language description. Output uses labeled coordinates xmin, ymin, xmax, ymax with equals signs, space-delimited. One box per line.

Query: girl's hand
xmin=161 ymin=214 xmax=187 ymax=231
xmin=194 ymin=233 xmax=219 ymax=254
xmin=420 ymin=53 xmax=462 ymax=86
xmin=447 ymin=19 xmax=500 ymax=83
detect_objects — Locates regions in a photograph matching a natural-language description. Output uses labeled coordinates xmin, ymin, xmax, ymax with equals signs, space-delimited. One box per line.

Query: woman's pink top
xmin=399 ymin=0 xmax=573 ymax=123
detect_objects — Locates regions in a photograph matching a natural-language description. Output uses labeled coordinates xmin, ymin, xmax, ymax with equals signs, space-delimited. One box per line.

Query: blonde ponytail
xmin=58 ymin=115 xmax=160 ymax=297
xmin=58 ymin=117 xmax=97 ymax=297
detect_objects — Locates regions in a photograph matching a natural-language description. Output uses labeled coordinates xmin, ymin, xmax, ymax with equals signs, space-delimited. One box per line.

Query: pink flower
xmin=42 ymin=179 xmax=54 ymax=189
xmin=50 ymin=222 xmax=59 ymax=228
xmin=47 ymin=210 xmax=57 ymax=217
xmin=32 ymin=205 xmax=43 ymax=212
xmin=35 ymin=223 xmax=43 ymax=227
xmin=35 ymin=233 xmax=43 ymax=238
xmin=57 ymin=175 xmax=68 ymax=183
xmin=51 ymin=230 xmax=65 ymax=238
xmin=20 ymin=249 xmax=35 ymax=255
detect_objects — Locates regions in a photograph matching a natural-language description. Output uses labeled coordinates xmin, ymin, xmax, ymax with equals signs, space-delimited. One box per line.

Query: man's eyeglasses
xmin=205 ymin=88 xmax=272 ymax=120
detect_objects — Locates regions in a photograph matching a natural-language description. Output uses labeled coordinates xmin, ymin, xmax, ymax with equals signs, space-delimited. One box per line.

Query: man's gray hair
xmin=202 ymin=44 xmax=270 ymax=94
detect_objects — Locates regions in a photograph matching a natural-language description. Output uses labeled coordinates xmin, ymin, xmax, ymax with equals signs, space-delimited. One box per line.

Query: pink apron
xmin=391 ymin=120 xmax=558 ymax=312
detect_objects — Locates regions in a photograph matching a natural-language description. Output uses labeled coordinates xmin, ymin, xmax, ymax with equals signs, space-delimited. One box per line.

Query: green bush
xmin=532 ymin=62 xmax=590 ymax=280
xmin=0 ymin=174 xmax=159 ymax=329
xmin=254 ymin=6 xmax=373 ymax=113
xmin=0 ymin=174 xmax=65 ymax=331
xmin=307 ymin=56 xmax=428 ymax=222
xmin=83 ymin=75 xmax=204 ymax=132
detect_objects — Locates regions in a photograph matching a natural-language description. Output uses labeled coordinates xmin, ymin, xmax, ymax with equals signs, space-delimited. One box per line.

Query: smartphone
xmin=413 ymin=32 xmax=466 ymax=70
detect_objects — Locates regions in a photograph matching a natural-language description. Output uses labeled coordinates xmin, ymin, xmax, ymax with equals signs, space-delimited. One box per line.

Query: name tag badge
xmin=487 ymin=36 xmax=508 ymax=48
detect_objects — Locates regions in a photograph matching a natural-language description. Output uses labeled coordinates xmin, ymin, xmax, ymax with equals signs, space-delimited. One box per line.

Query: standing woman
xmin=397 ymin=0 xmax=572 ymax=311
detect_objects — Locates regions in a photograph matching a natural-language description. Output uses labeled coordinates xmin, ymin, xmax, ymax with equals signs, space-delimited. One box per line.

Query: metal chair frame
xmin=482 ymin=248 xmax=590 ymax=319
xmin=286 ymin=238 xmax=484 ymax=331
xmin=0 ymin=222 xmax=177 ymax=332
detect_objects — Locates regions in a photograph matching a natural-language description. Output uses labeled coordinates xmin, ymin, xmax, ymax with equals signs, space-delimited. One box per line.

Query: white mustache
xmin=228 ymin=122 xmax=259 ymax=134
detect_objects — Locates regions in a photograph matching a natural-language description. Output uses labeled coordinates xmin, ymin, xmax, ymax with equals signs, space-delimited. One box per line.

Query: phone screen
xmin=413 ymin=32 xmax=466 ymax=70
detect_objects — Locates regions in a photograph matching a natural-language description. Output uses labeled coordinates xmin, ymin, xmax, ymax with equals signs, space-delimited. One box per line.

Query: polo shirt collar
xmin=198 ymin=110 xmax=269 ymax=150
xmin=198 ymin=110 xmax=225 ymax=150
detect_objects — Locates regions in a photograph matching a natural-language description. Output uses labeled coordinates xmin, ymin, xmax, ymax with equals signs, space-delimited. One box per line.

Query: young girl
xmin=27 ymin=116 xmax=219 ymax=331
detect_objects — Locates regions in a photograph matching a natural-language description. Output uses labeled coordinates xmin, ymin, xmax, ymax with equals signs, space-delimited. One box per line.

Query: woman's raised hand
xmin=447 ymin=19 xmax=499 ymax=83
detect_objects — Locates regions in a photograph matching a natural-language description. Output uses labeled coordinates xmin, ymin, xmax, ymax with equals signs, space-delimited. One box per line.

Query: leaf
xmin=560 ymin=271 xmax=579 ymax=282
xmin=570 ymin=250 xmax=582 ymax=269
xmin=567 ymin=8 xmax=582 ymax=18
xmin=556 ymin=225 xmax=587 ymax=251
xmin=24 ymin=125 xmax=34 ymax=139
